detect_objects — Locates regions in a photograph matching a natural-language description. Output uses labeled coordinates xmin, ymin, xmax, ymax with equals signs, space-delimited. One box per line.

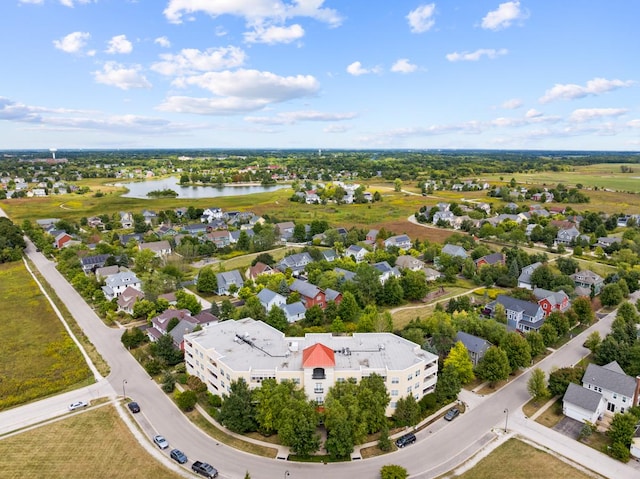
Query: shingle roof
xmin=583 ymin=362 xmax=637 ymax=397
xmin=257 ymin=288 xmax=284 ymax=306
xmin=325 ymin=288 xmax=341 ymax=302
xmin=518 ymin=262 xmax=542 ymax=283
xmin=80 ymin=254 xmax=111 ymax=266
xmin=282 ymin=301 xmax=306 ymax=318
xmin=496 ymin=295 xmax=542 ymax=318
xmin=441 ymin=244 xmax=467 ymax=258
xmin=334 ymin=268 xmax=356 ymax=282
xmin=289 ymin=279 xmax=322 ymax=299
xmin=563 ymin=382 xmax=603 ymax=413
xmin=455 ymin=331 xmax=491 ymax=355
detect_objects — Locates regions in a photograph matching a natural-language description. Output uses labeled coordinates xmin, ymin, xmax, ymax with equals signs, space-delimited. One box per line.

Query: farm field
xmin=447 ymin=438 xmax=599 ymax=479
xmin=0 ymin=261 xmax=92 ymax=411
xmin=0 ymin=405 xmax=182 ymax=479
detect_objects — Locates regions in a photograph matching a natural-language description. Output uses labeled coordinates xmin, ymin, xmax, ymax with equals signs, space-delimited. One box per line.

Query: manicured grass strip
xmin=0 ymin=406 xmax=182 ymax=479
xmin=450 ymin=438 xmax=598 ymax=479
xmin=0 ymin=261 xmax=93 ymax=411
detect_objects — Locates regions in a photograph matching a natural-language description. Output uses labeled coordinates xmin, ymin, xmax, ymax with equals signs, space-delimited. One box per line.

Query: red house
xmin=53 ymin=232 xmax=73 ymax=249
xmin=289 ymin=279 xmax=326 ymax=309
xmin=533 ymin=288 xmax=570 ymax=317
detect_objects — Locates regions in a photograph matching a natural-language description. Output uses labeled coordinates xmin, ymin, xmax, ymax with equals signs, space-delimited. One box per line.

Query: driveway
xmin=553 ymin=416 xmax=584 ymax=439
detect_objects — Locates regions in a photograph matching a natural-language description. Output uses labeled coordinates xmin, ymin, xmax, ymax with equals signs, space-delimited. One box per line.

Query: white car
xmin=153 ymin=435 xmax=169 ymax=450
xmin=68 ymin=401 xmax=88 ymax=411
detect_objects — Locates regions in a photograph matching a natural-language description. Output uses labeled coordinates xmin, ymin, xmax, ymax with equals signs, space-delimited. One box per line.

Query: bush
xmin=162 ymin=373 xmax=175 ymax=393
xmin=175 ymin=373 xmax=188 ymax=384
xmin=380 ymin=465 xmax=408 ymax=479
xmin=609 ymin=441 xmax=630 ymax=462
xmin=206 ymin=392 xmax=222 ymax=408
xmin=173 ymin=363 xmax=187 ymax=374
xmin=187 ymin=375 xmax=208 ymax=393
xmin=418 ymin=393 xmax=437 ymax=415
xmin=175 ymin=390 xmax=198 ymax=411
xmin=144 ymin=359 xmax=162 ymax=376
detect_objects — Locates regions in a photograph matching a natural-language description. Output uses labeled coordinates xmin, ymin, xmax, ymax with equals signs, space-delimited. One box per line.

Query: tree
xmin=338 ymin=291 xmax=360 ymax=323
xmin=608 ymin=411 xmax=640 ymax=460
xmin=175 ymin=290 xmax=202 ymax=315
xmin=380 ymin=276 xmax=404 ymax=306
xmin=526 ymin=331 xmax=546 ymax=358
xmin=378 ymin=420 xmax=392 ymax=452
xmin=354 ymin=263 xmax=381 ymax=306
xmin=400 ymin=269 xmax=427 ymax=301
xmin=527 ymin=368 xmax=550 ymax=403
xmin=394 ymin=178 xmax=403 ymax=192
xmin=324 ymin=399 xmax=355 ymax=458
xmin=583 ymin=331 xmax=601 ymax=353
xmin=358 ymin=374 xmax=390 ymax=434
xmin=545 ymin=312 xmax=570 ymax=338
xmin=435 ymin=362 xmax=461 ymax=403
xmin=548 ymin=366 xmax=584 ymax=396
xmin=219 ymin=378 xmax=256 ymax=433
xmin=539 ymin=322 xmax=558 ymax=346
xmin=236 ymin=230 xmax=250 ymax=251
xmin=175 ymin=390 xmax=198 ymax=411
xmin=197 ymin=266 xmax=218 ymax=293
xmin=393 ymin=394 xmax=420 ymax=428
xmin=493 ymin=303 xmax=507 ymax=324
xmin=121 ymin=327 xmax=147 ymax=349
xmin=278 ymin=398 xmax=320 ymax=456
xmin=132 ymin=298 xmax=157 ymax=319
xmin=556 ymin=257 xmax=578 ymax=275
xmin=475 ymin=346 xmax=510 ymax=386
xmin=502 ymin=331 xmax=531 ymax=373
xmin=600 ymin=283 xmax=623 ymax=307
xmin=530 ymin=264 xmax=554 ymax=289
xmin=304 ymin=304 xmax=325 ymax=327
xmin=571 ymin=297 xmax=595 ymax=325
xmin=380 ymin=465 xmax=408 ymax=479
xmin=151 ymin=333 xmax=184 ymax=365
xmin=134 ymin=248 xmax=158 ymax=274
xmin=266 ymin=305 xmax=288 ymax=332
xmin=444 ymin=341 xmax=475 ymax=384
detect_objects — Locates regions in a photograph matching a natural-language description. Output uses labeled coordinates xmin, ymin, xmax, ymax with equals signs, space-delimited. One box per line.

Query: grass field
xmin=447 ymin=438 xmax=600 ymax=479
xmin=0 ymin=405 xmax=182 ymax=479
xmin=0 ymin=261 xmax=93 ymax=411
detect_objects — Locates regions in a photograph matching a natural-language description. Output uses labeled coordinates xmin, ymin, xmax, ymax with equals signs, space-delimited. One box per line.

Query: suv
xmin=444 ymin=407 xmax=460 ymax=421
xmin=192 ymin=461 xmax=218 ymax=478
xmin=395 ymin=432 xmax=416 ymax=448
xmin=170 ymin=448 xmax=188 ymax=464
xmin=127 ymin=401 xmax=140 ymax=413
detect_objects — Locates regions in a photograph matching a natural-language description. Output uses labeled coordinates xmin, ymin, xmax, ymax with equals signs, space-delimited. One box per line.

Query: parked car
xmin=444 ymin=407 xmax=460 ymax=421
xmin=192 ymin=461 xmax=218 ymax=478
xmin=153 ymin=435 xmax=169 ymax=449
xmin=127 ymin=401 xmax=140 ymax=413
xmin=68 ymin=401 xmax=88 ymax=411
xmin=395 ymin=432 xmax=416 ymax=448
xmin=170 ymin=449 xmax=188 ymax=464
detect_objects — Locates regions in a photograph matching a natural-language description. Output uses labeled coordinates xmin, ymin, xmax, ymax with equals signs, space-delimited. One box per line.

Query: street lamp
xmin=284 ymin=471 xmax=290 ymax=479
xmin=503 ymin=408 xmax=509 ymax=433
xmin=123 ymin=379 xmax=127 ymax=399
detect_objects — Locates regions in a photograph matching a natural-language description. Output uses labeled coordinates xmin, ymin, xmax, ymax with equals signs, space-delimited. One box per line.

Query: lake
xmin=117 ymin=176 xmax=289 ymax=199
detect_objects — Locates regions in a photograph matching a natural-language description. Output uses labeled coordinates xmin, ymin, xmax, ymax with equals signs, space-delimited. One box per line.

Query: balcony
xmin=313 ymin=388 xmax=324 ymax=394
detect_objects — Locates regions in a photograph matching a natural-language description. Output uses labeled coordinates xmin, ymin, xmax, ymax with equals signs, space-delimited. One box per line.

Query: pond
xmin=117 ymin=176 xmax=289 ymax=199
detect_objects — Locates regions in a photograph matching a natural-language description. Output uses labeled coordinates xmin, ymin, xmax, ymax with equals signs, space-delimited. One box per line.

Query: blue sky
xmin=1 ymin=1 xmax=639 ymax=150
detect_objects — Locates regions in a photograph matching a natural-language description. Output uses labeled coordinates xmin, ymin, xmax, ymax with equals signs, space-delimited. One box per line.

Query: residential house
xmin=117 ymin=286 xmax=145 ymax=315
xmin=182 ymin=223 xmax=209 ymax=236
xmin=277 ymin=252 xmax=313 ymax=276
xmin=395 ymin=255 xmax=425 ymax=271
xmin=138 ymin=240 xmax=172 ymax=257
xmin=275 ymin=221 xmax=296 ymax=241
xmin=215 ymin=270 xmax=244 ymax=296
xmin=158 ymin=292 xmax=178 ymax=306
xmin=87 ymin=216 xmax=105 ymax=229
xmin=282 ymin=302 xmax=306 ymax=323
xmin=440 ymin=244 xmax=468 ymax=259
xmin=334 ymin=267 xmax=356 ymax=282
xmin=102 ymin=271 xmax=142 ymax=300
xmin=289 ymin=279 xmax=326 ymax=310
xmin=119 ymin=212 xmax=134 ymax=229
xmin=257 ymin=288 xmax=286 ymax=312
xmin=201 ymin=207 xmax=223 ymax=223
xmin=324 ymin=288 xmax=343 ymax=305
xmin=518 ymin=262 xmax=542 ymax=290
xmin=373 ymin=261 xmax=401 ymax=284
xmin=157 ymin=225 xmax=178 ymax=237
xmin=533 ymin=288 xmax=570 ymax=316
xmin=384 ymin=234 xmax=412 ymax=251
xmin=95 ymin=265 xmax=121 ymax=281
xmin=321 ymin=249 xmax=337 ymax=262
xmin=80 ymin=254 xmax=111 ymax=274
xmin=246 ymin=262 xmax=275 ymax=281
xmin=474 ymin=252 xmax=505 ymax=269
xmin=366 ymin=229 xmax=379 ymax=242
xmin=36 ymin=218 xmax=60 ymax=229
xmin=423 ymin=267 xmax=444 ymax=282
xmin=486 ymin=295 xmax=545 ymax=332
xmin=597 ymin=236 xmax=622 ymax=248
xmin=230 ymin=229 xmax=254 ymax=244
xmin=206 ymin=230 xmax=232 ymax=248
xmin=120 ymin=233 xmax=144 ymax=246
xmin=556 ymin=226 xmax=581 ymax=245
xmin=53 ymin=232 xmax=73 ymax=249
xmin=345 ymin=244 xmax=367 ymax=263
xmin=432 ymin=210 xmax=456 ymax=225
xmin=563 ymin=361 xmax=640 ymax=424
xmin=570 ymin=270 xmax=604 ymax=296
xmin=455 ymin=331 xmax=492 ymax=366
xmin=141 ymin=210 xmax=157 ymax=225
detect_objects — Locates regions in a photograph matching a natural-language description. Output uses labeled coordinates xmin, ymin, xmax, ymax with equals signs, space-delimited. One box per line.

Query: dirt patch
xmin=378 ymin=220 xmax=456 ymax=243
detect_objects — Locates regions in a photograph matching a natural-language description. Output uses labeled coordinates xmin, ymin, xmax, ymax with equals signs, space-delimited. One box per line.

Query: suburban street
xmin=1 ymin=215 xmax=639 ymax=478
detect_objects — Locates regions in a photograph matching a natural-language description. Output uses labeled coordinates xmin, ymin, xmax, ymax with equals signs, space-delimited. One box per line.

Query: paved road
xmin=3 ymin=213 xmax=639 ymax=478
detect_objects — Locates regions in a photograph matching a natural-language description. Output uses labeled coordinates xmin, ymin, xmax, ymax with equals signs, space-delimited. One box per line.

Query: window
xmin=415 ymin=369 xmax=420 ymax=377
xmin=613 ymin=393 xmax=617 ymax=399
xmin=337 ymin=378 xmax=345 ymax=383
xmin=314 ymin=383 xmax=324 ymax=394
xmin=312 ymin=367 xmax=326 ymax=380
xmin=391 ymin=377 xmax=399 ymax=384
xmin=391 ymin=390 xmax=399 ymax=397
xmin=407 ymin=387 xmax=412 ymax=393
xmin=414 ymin=383 xmax=419 ymax=390
xmin=316 ymin=397 xmax=324 ymax=406
xmin=390 ymin=402 xmax=397 ymax=409
xmin=407 ymin=374 xmax=413 ymax=381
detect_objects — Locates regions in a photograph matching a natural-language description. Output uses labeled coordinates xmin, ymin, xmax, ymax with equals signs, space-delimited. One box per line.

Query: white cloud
xmin=346 ymin=61 xmax=381 ymax=76
xmin=53 ymin=31 xmax=91 ymax=54
xmin=18 ymin=0 xmax=44 ymax=4
xmin=324 ymin=124 xmax=348 ymax=133
xmin=540 ymin=77 xmax=636 ymax=103
xmin=151 ymin=46 xmax=246 ymax=76
xmin=244 ymin=24 xmax=304 ymax=44
xmin=525 ymin=108 xmax=542 ymax=118
xmin=154 ymin=36 xmax=171 ymax=48
xmin=569 ymin=108 xmax=628 ymax=122
xmin=244 ymin=110 xmax=357 ymax=125
xmin=501 ymin=98 xmax=522 ymax=109
xmin=628 ymin=119 xmax=640 ymax=128
xmin=446 ymin=48 xmax=508 ymax=62
xmin=159 ymin=69 xmax=319 ymax=115
xmin=92 ymin=62 xmax=152 ymax=90
xmin=106 ymin=35 xmax=133 ymax=54
xmin=163 ymin=0 xmax=342 ymax=27
xmin=59 ymin=0 xmax=95 ymax=6
xmin=481 ymin=1 xmax=527 ymax=30
xmin=391 ymin=59 xmax=418 ymax=74
xmin=407 ymin=3 xmax=436 ymax=33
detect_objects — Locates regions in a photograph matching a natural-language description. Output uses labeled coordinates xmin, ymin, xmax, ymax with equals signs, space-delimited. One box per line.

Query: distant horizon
xmin=2 ymin=2 xmax=639 ymax=150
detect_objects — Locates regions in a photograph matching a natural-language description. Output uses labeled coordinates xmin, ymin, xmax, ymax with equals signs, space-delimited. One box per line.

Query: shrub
xmin=175 ymin=390 xmax=198 ymax=411
xmin=380 ymin=465 xmax=408 ymax=479
xmin=162 ymin=373 xmax=175 ymax=393
xmin=175 ymin=373 xmax=188 ymax=384
xmin=187 ymin=375 xmax=208 ymax=393
xmin=144 ymin=359 xmax=162 ymax=376
xmin=206 ymin=392 xmax=222 ymax=408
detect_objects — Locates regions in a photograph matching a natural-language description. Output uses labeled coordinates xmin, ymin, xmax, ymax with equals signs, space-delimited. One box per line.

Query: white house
xmin=102 ymin=271 xmax=141 ymax=300
xmin=345 ymin=244 xmax=367 ymax=263
xmin=257 ymin=288 xmax=286 ymax=312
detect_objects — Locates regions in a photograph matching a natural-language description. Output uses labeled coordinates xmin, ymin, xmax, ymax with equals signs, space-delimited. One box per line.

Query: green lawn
xmin=0 ymin=261 xmax=93 ymax=410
